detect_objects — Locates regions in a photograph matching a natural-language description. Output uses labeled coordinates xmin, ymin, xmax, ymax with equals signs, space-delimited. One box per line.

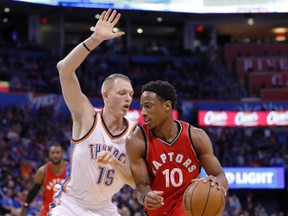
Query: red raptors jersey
xmin=142 ymin=120 xmax=201 ymax=216
xmin=42 ymin=162 xmax=66 ymax=216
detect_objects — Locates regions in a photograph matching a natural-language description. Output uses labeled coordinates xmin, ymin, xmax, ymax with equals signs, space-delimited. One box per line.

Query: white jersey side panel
xmin=61 ymin=111 xmax=136 ymax=209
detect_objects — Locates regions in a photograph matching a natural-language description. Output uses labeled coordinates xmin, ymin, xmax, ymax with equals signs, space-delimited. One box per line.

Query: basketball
xmin=183 ymin=180 xmax=225 ymax=216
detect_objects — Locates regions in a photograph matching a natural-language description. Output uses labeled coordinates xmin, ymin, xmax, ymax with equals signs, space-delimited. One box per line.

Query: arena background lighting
xmin=11 ymin=0 xmax=288 ymax=13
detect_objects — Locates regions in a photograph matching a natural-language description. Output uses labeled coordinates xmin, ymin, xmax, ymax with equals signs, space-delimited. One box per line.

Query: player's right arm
xmin=21 ymin=165 xmax=46 ymax=216
xmin=56 ymin=9 xmax=125 ymax=139
xmin=126 ymin=127 xmax=164 ymax=210
xmin=190 ymin=126 xmax=228 ymax=194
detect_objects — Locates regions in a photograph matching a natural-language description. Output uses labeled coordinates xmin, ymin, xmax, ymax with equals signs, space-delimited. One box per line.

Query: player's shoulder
xmin=127 ymin=125 xmax=144 ymax=142
xmin=189 ymin=124 xmax=206 ymax=134
xmin=125 ymin=117 xmax=138 ymax=128
xmin=35 ymin=163 xmax=48 ymax=179
xmin=127 ymin=124 xmax=141 ymax=136
xmin=189 ymin=126 xmax=213 ymax=152
xmin=39 ymin=163 xmax=48 ymax=172
xmin=176 ymin=120 xmax=200 ymax=133
xmin=126 ymin=125 xmax=146 ymax=154
xmin=188 ymin=125 xmax=210 ymax=143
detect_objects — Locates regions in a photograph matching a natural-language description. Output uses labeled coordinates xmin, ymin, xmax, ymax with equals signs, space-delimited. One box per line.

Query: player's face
xmin=49 ymin=146 xmax=63 ymax=165
xmin=140 ymin=91 xmax=168 ymax=130
xmin=107 ymin=78 xmax=133 ymax=116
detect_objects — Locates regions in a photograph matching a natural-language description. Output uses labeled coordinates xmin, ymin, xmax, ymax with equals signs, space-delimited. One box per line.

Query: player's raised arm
xmin=56 ymin=9 xmax=125 ymax=119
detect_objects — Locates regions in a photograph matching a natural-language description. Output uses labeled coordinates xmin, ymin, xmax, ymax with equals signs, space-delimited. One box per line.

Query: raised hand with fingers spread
xmin=91 ymin=9 xmax=125 ymax=44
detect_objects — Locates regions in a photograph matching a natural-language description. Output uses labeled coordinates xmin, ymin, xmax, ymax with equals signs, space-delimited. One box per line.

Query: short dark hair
xmin=142 ymin=80 xmax=177 ymax=108
xmin=49 ymin=142 xmax=63 ymax=151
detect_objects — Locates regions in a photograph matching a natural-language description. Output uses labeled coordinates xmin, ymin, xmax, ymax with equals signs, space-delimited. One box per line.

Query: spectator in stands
xmin=0 ymin=188 xmax=12 ymax=213
xmin=227 ymin=193 xmax=242 ymax=215
xmin=254 ymin=202 xmax=268 ymax=216
xmin=269 ymin=152 xmax=285 ymax=167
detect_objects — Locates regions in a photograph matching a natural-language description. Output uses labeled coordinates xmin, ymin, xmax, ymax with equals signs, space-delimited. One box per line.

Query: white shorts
xmin=49 ymin=193 xmax=120 ymax=216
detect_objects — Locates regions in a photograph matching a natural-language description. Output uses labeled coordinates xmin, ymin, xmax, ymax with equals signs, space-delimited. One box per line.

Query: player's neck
xmin=49 ymin=161 xmax=65 ymax=174
xmin=153 ymin=120 xmax=178 ymax=142
xmin=101 ymin=109 xmax=127 ymax=134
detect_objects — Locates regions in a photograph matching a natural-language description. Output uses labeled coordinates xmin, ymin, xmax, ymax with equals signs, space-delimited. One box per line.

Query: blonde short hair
xmin=101 ymin=73 xmax=131 ymax=95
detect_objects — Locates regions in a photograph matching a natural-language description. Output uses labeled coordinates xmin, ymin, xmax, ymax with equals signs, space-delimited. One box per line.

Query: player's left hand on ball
xmin=191 ymin=176 xmax=227 ymax=196
xmin=201 ymin=176 xmax=227 ymax=196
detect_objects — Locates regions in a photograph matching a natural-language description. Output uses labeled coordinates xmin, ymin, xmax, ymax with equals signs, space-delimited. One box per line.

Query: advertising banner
xmin=198 ymin=110 xmax=288 ymax=127
xmin=201 ymin=167 xmax=285 ymax=189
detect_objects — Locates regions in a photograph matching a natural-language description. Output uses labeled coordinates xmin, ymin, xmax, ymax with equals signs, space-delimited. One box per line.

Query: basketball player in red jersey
xmin=21 ymin=143 xmax=67 ymax=216
xmin=126 ymin=80 xmax=228 ymax=216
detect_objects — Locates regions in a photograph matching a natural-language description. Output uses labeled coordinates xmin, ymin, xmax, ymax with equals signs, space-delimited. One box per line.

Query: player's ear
xmin=102 ymin=91 xmax=108 ymax=100
xmin=164 ymin=101 xmax=172 ymax=111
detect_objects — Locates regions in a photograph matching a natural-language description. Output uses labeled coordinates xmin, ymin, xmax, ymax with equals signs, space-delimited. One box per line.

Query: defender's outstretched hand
xmin=91 ymin=9 xmax=125 ymax=44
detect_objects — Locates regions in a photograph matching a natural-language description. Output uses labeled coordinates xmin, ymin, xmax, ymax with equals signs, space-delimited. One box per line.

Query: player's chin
xmin=122 ymin=108 xmax=128 ymax=115
xmin=145 ymin=123 xmax=154 ymax=130
xmin=52 ymin=159 xmax=61 ymax=165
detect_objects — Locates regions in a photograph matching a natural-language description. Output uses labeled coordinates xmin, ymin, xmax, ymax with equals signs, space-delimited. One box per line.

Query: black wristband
xmin=82 ymin=42 xmax=91 ymax=52
xmin=25 ymin=183 xmax=42 ymax=204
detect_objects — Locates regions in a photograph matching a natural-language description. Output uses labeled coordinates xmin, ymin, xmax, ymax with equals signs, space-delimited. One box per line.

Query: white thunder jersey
xmin=59 ymin=110 xmax=136 ymax=209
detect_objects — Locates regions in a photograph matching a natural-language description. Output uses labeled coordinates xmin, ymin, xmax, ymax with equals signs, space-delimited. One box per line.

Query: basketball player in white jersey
xmin=49 ymin=9 xmax=136 ymax=216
